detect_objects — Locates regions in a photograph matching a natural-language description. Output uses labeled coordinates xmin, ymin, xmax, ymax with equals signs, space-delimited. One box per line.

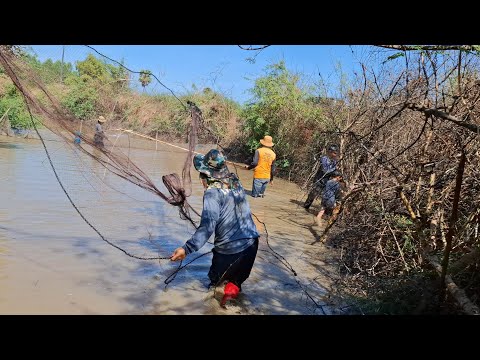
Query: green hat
xmin=193 ymin=149 xmax=230 ymax=180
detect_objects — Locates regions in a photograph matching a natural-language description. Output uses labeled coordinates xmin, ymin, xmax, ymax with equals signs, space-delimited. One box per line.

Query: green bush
xmin=241 ymin=61 xmax=325 ymax=178
xmin=62 ymin=75 xmax=98 ymax=120
xmin=0 ymin=84 xmax=41 ymax=129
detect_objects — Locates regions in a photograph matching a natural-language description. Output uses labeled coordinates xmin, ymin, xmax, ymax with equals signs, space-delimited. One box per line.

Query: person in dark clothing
xmin=93 ymin=116 xmax=106 ymax=148
xmin=316 ymin=171 xmax=344 ymax=225
xmin=171 ymin=149 xmax=260 ymax=306
xmin=303 ymin=144 xmax=339 ymax=210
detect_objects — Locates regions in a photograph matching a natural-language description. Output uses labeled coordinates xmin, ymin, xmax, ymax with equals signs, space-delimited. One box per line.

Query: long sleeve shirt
xmin=322 ymin=179 xmax=342 ymax=208
xmin=182 ymin=184 xmax=260 ymax=256
xmin=314 ymin=155 xmax=337 ymax=184
xmin=95 ymin=123 xmax=103 ymax=135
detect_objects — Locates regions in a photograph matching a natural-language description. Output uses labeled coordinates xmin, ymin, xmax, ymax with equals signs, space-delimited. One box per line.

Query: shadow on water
xmin=129 ymin=202 xmax=330 ymax=314
xmin=0 ymin=142 xmax=22 ymax=149
xmin=0 ymin=225 xmax=108 ymax=256
xmin=116 ymin=250 xmax=326 ymax=315
xmin=64 ymin=196 xmax=325 ymax=314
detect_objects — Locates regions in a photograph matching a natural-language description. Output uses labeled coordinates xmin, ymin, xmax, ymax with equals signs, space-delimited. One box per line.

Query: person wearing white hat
xmin=245 ymin=135 xmax=276 ymax=198
xmin=94 ymin=115 xmax=106 ymax=148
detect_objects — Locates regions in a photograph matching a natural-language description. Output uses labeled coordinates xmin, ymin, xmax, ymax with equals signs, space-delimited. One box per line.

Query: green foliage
xmin=242 ymin=60 xmax=324 ymax=173
xmin=167 ymin=89 xmax=242 ymax=142
xmin=76 ymin=54 xmax=111 ymax=83
xmin=107 ymin=59 xmax=129 ymax=81
xmin=9 ymin=49 xmax=73 ymax=84
xmin=22 ymin=52 xmax=42 ymax=71
xmin=1 ymin=51 xmax=242 ymax=137
xmin=243 ymin=107 xmax=268 ymax=152
xmin=57 ymin=54 xmax=128 ymax=119
xmin=62 ymin=75 xmax=98 ymax=119
xmin=382 ymin=52 xmax=405 ymax=64
xmin=40 ymin=59 xmax=73 ymax=83
xmin=0 ymin=84 xmax=41 ymax=128
xmin=277 ymin=158 xmax=290 ymax=169
xmin=139 ymin=70 xmax=152 ymax=89
xmin=402 ymin=233 xmax=416 ymax=254
xmin=393 ymin=214 xmax=414 ymax=228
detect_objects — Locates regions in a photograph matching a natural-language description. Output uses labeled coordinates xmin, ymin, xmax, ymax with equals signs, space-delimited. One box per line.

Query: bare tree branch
xmin=406 ymin=102 xmax=480 ymax=134
xmin=377 ymin=45 xmax=479 ymax=52
xmin=237 ymin=45 xmax=271 ymax=51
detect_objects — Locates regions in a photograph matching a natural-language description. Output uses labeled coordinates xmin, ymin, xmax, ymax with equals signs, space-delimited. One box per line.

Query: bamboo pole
xmin=0 ymin=107 xmax=11 ymax=124
xmin=111 ymin=128 xmax=246 ymax=167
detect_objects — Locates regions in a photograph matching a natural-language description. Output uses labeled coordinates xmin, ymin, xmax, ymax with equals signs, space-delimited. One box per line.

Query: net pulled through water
xmin=0 ymin=45 xmax=326 ymax=313
xmin=0 ymin=45 xmax=203 ymax=260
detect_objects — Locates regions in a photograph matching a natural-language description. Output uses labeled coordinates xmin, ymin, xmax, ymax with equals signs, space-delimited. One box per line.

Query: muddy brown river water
xmin=0 ymin=133 xmax=340 ymax=315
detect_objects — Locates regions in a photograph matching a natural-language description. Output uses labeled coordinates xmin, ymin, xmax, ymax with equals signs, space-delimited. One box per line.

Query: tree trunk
xmin=440 ymin=150 xmax=466 ymax=289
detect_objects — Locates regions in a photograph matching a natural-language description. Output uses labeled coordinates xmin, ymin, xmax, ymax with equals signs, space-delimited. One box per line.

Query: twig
xmin=386 ymin=217 xmax=410 ymax=273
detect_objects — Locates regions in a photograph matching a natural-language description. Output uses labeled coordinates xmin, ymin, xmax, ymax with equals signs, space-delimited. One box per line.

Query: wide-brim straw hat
xmin=259 ymin=135 xmax=274 ymax=147
xmin=98 ymin=116 xmax=106 ymax=123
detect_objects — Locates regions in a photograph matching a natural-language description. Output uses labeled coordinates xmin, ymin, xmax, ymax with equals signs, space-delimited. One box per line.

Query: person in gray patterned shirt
xmin=171 ymin=149 xmax=260 ymax=306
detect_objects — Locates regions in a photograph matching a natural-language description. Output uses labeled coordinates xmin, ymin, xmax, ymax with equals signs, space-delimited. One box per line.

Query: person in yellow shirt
xmin=245 ymin=135 xmax=276 ymax=198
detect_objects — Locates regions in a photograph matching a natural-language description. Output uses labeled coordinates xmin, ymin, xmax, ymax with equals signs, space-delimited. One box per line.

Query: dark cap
xmin=331 ymin=170 xmax=343 ymax=178
xmin=328 ymin=145 xmax=339 ymax=152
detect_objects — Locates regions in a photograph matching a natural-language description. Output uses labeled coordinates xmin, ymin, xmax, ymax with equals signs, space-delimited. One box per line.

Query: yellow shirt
xmin=254 ymin=147 xmax=276 ymax=179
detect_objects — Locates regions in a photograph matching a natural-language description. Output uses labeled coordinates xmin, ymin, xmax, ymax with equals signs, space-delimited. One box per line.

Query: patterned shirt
xmin=183 ymin=182 xmax=259 ymax=255
xmin=322 ymin=179 xmax=342 ymax=208
xmin=314 ymin=155 xmax=337 ymax=184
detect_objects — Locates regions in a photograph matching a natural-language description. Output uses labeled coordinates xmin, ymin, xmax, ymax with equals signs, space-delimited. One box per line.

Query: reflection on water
xmin=0 ymin=134 xmax=333 ymax=315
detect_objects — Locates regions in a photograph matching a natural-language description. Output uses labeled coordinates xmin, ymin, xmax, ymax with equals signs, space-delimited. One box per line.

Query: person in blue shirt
xmin=304 ymin=144 xmax=339 ymax=210
xmin=74 ymin=131 xmax=82 ymax=145
xmin=171 ymin=149 xmax=260 ymax=305
xmin=316 ymin=171 xmax=344 ymax=225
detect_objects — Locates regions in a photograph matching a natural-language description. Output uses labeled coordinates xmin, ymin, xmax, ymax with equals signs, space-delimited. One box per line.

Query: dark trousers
xmin=304 ymin=189 xmax=318 ymax=209
xmin=321 ymin=200 xmax=335 ymax=216
xmin=304 ymin=182 xmax=325 ymax=209
xmin=208 ymin=238 xmax=259 ymax=289
xmin=94 ymin=134 xmax=105 ymax=148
